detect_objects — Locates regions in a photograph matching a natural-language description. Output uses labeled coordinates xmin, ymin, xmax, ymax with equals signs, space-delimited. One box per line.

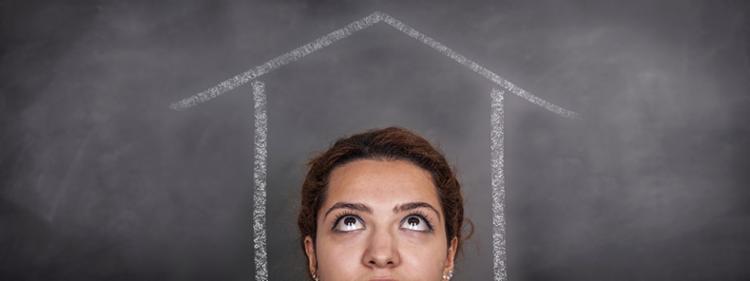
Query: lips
xmin=368 ymin=276 xmax=398 ymax=281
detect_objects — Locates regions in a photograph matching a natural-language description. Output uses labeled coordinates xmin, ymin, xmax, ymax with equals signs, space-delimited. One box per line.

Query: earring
xmin=312 ymin=272 xmax=319 ymax=281
xmin=442 ymin=270 xmax=453 ymax=281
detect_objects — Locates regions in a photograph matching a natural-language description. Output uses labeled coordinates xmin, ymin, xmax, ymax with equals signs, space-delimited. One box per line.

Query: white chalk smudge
xmin=490 ymin=88 xmax=508 ymax=281
xmin=47 ymin=128 xmax=96 ymax=221
xmin=252 ymin=81 xmax=269 ymax=281
xmin=170 ymin=11 xmax=579 ymax=119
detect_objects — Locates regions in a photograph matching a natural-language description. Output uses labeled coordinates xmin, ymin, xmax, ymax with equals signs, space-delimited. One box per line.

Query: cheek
xmin=316 ymin=235 xmax=367 ymax=279
xmin=399 ymin=237 xmax=448 ymax=278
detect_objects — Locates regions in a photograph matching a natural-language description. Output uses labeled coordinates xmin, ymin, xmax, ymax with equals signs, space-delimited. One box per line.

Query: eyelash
xmin=331 ymin=211 xmax=362 ymax=232
xmin=330 ymin=211 xmax=435 ymax=232
xmin=403 ymin=210 xmax=434 ymax=232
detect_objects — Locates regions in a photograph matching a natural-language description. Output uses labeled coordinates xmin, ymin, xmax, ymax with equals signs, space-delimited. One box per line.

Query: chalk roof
xmin=169 ymin=11 xmax=579 ymax=119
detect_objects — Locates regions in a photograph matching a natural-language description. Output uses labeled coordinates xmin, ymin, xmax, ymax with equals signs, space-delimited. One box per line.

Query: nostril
xmin=368 ymin=258 xmax=395 ymax=267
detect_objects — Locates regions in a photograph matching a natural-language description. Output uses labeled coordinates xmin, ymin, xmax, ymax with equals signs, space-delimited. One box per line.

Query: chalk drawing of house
xmin=170 ymin=11 xmax=579 ymax=281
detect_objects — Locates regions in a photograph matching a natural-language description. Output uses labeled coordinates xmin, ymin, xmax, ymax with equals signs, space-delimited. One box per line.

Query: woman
xmin=297 ymin=127 xmax=470 ymax=281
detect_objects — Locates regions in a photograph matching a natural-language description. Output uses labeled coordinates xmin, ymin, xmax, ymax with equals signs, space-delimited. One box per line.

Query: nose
xmin=362 ymin=228 xmax=401 ymax=268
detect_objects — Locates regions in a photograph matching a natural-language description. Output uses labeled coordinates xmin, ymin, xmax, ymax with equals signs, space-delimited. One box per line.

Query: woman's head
xmin=297 ymin=127 xmax=468 ymax=281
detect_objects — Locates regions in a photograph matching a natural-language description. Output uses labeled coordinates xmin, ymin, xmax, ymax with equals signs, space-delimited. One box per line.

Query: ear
xmin=304 ymin=236 xmax=318 ymax=276
xmin=444 ymin=237 xmax=458 ymax=272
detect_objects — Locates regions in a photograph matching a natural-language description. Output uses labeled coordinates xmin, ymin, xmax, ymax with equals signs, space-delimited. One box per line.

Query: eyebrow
xmin=324 ymin=202 xmax=372 ymax=219
xmin=323 ymin=201 xmax=441 ymax=222
xmin=393 ymin=202 xmax=442 ymax=222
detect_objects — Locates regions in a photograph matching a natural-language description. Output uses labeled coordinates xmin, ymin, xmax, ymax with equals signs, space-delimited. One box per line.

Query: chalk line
xmin=169 ymin=11 xmax=579 ymax=119
xmin=169 ymin=12 xmax=383 ymax=110
xmin=380 ymin=14 xmax=578 ymax=119
xmin=490 ymin=88 xmax=508 ymax=281
xmin=252 ymin=81 xmax=269 ymax=281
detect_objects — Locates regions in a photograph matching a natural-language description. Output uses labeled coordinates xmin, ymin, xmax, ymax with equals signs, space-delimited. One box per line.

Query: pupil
xmin=408 ymin=217 xmax=420 ymax=226
xmin=344 ymin=217 xmax=356 ymax=226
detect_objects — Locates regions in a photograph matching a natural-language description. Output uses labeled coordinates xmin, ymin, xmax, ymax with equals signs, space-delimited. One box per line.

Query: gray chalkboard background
xmin=2 ymin=0 xmax=749 ymax=280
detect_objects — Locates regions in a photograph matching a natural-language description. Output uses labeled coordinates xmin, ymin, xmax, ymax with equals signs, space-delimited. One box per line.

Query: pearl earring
xmin=442 ymin=270 xmax=454 ymax=280
xmin=312 ymin=272 xmax=319 ymax=281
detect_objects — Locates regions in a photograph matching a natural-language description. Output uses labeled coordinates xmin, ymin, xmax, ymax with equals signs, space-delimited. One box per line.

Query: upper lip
xmin=369 ymin=278 xmax=397 ymax=281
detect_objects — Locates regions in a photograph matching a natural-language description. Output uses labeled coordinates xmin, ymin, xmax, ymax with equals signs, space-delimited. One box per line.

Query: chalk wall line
xmin=252 ymin=81 xmax=269 ymax=281
xmin=490 ymin=88 xmax=508 ymax=281
xmin=169 ymin=11 xmax=579 ymax=119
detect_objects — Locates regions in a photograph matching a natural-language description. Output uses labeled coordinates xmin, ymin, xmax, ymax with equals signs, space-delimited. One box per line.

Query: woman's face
xmin=304 ymin=159 xmax=457 ymax=281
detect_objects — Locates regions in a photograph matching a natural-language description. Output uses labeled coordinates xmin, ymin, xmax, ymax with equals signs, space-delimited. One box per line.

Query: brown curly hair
xmin=297 ymin=127 xmax=471 ymax=271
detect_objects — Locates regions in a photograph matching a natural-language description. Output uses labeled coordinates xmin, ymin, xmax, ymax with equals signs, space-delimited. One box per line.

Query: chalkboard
xmin=2 ymin=1 xmax=749 ymax=280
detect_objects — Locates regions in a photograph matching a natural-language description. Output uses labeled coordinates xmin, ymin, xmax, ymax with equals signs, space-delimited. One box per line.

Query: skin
xmin=304 ymin=159 xmax=458 ymax=281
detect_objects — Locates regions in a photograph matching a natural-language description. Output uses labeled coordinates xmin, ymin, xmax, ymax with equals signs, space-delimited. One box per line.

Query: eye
xmin=400 ymin=215 xmax=431 ymax=232
xmin=333 ymin=215 xmax=365 ymax=232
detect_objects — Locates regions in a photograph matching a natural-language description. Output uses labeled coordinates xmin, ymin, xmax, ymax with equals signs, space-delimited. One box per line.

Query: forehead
xmin=326 ymin=159 xmax=441 ymax=210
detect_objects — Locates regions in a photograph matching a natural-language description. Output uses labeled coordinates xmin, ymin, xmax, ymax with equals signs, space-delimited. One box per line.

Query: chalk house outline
xmin=170 ymin=11 xmax=579 ymax=281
